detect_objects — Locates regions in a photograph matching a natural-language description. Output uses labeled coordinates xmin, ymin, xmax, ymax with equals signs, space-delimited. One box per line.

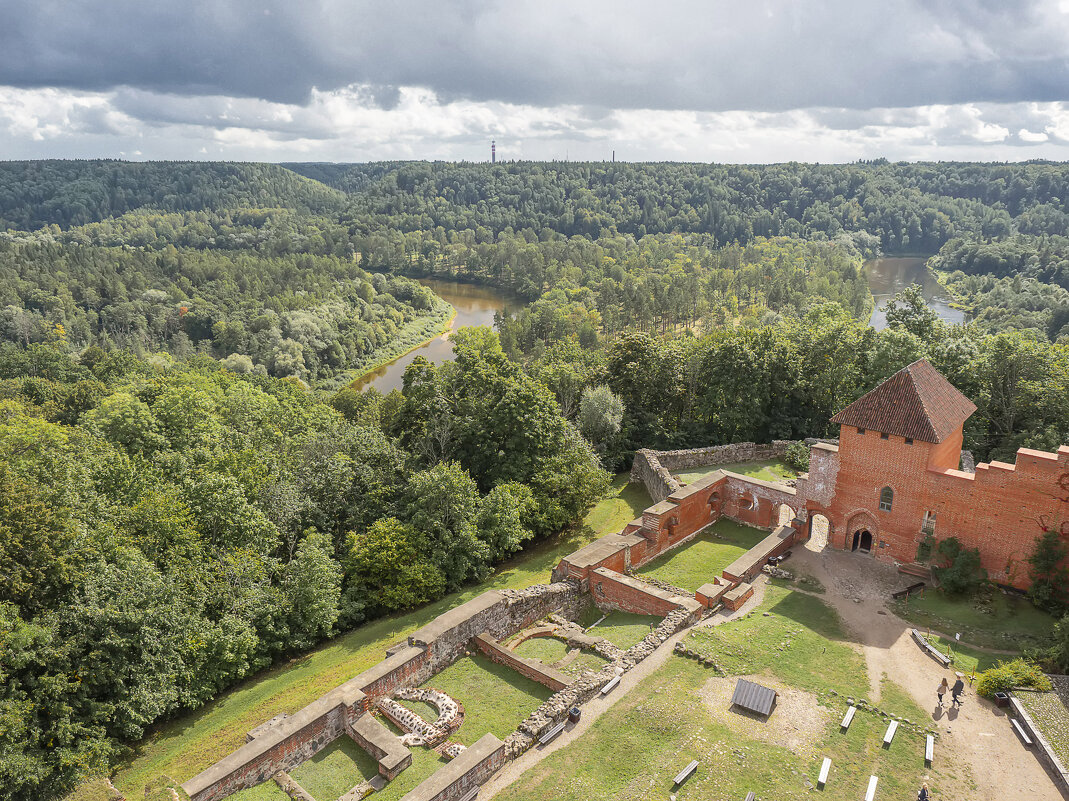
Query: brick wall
xmin=397 ymin=734 xmax=506 ymax=801
xmin=590 ymin=568 xmax=689 ymax=617
xmin=472 ymin=634 xmax=569 ymax=692
xmin=800 ymin=429 xmax=1069 ymax=588
xmin=630 ymin=441 xmax=799 ymax=503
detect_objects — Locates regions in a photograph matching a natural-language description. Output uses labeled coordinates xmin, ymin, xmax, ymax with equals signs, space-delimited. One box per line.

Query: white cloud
xmin=2 ymin=84 xmax=1069 ymax=163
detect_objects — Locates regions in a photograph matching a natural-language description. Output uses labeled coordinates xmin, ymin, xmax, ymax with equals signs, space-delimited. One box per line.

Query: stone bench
xmin=925 ymin=734 xmax=934 ymax=765
xmin=1012 ymin=717 xmax=1033 ymax=747
xmin=883 ymin=720 xmax=898 ymax=747
xmin=817 ymin=757 xmax=831 ymax=788
xmin=865 ymin=775 xmax=878 ymax=801
xmin=840 ymin=705 xmax=856 ymax=730
xmin=672 ymin=760 xmax=698 ymax=787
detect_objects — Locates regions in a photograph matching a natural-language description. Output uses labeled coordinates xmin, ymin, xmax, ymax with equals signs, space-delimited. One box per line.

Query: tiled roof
xmin=830 ymin=359 xmax=976 ymax=443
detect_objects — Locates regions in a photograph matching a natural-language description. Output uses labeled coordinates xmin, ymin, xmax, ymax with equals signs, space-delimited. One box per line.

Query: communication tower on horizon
xmin=491 ymin=139 xmax=496 ymax=163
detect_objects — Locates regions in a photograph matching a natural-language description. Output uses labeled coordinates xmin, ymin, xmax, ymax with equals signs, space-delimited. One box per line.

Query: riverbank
xmin=316 ymin=297 xmax=455 ymax=391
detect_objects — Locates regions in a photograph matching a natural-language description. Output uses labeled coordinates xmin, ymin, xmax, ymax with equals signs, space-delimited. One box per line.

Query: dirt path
xmin=799 ymin=546 xmax=1063 ymax=801
xmin=480 ymin=593 xmax=762 ymax=799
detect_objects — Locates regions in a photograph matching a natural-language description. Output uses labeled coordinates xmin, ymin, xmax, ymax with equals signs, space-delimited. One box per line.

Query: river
xmin=350 ymin=278 xmax=517 ymax=394
xmin=865 ymin=256 xmax=967 ymax=330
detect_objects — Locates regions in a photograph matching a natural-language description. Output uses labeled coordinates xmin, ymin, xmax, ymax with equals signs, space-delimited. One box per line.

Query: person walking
xmin=951 ymin=672 xmax=965 ymax=707
xmin=937 ymin=678 xmax=949 ymax=707
xmin=917 ymin=781 xmax=931 ymax=800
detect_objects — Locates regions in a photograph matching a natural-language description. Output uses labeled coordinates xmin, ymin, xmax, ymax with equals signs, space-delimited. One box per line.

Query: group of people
xmin=936 ymin=672 xmax=967 ymax=708
xmin=919 ymin=672 xmax=968 ymax=799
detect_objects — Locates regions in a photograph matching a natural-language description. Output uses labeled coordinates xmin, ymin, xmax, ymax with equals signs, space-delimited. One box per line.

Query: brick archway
xmin=845 ymin=510 xmax=879 ymax=556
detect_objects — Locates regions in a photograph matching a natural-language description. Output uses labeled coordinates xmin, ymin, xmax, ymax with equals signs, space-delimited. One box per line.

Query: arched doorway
xmin=774 ymin=503 xmax=794 ymax=526
xmin=851 ymin=529 xmax=873 ymax=554
xmin=806 ymin=514 xmax=829 ymax=552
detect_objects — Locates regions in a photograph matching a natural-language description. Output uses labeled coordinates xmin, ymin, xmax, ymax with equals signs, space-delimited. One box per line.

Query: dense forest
xmin=0 ymin=159 xmax=1067 ymax=801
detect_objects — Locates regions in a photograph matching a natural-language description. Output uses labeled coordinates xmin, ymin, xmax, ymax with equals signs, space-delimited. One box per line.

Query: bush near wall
xmin=975 ymin=658 xmax=1052 ymax=698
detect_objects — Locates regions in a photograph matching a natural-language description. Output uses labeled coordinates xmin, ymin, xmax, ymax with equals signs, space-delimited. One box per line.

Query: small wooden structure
xmin=1011 ymin=718 xmax=1033 ymax=747
xmin=891 ymin=581 xmax=926 ymax=600
xmin=817 ymin=757 xmax=831 ymax=788
xmin=538 ymin=721 xmax=565 ymax=746
xmin=458 ymin=787 xmax=479 ymax=801
xmin=910 ymin=629 xmax=951 ymax=667
xmin=865 ymin=775 xmax=879 ymax=801
xmin=743 ymin=793 xmax=756 ymax=801
xmin=673 ymin=760 xmax=698 ymax=788
xmin=731 ymin=679 xmax=777 ymax=716
xmin=883 ymin=720 xmax=898 ymax=747
xmin=840 ymin=705 xmax=856 ymax=730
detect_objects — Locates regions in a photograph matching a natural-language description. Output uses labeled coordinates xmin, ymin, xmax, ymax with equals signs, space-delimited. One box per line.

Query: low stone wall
xmin=347 ymin=714 xmax=412 ymax=779
xmin=473 ymin=634 xmax=570 ymax=692
xmin=1009 ymin=694 xmax=1069 ymax=795
xmin=397 ymin=733 xmax=506 ymax=801
xmin=722 ymin=525 xmax=800 ymax=584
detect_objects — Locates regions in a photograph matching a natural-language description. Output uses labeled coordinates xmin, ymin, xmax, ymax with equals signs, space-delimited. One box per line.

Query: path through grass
xmin=105 ymin=474 xmax=649 ymax=798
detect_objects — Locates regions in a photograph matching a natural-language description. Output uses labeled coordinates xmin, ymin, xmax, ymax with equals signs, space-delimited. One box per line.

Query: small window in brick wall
xmin=905 ymin=437 xmax=913 ymax=445
xmin=740 ymin=494 xmax=755 ymax=510
xmin=880 ymin=432 xmax=890 ymax=440
xmin=857 ymin=427 xmax=866 ymax=434
xmin=879 ymin=486 xmax=894 ymax=512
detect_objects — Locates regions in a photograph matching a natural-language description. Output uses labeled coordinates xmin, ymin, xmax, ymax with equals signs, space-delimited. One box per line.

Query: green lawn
xmin=100 ymin=473 xmax=649 ymax=800
xmin=685 ymin=584 xmax=869 ymax=698
xmin=497 ymin=653 xmax=940 ymax=801
xmin=674 ymin=458 xmax=798 ymax=485
xmin=289 ymin=737 xmax=378 ymax=800
xmin=892 ymin=588 xmax=1055 ymax=651
xmin=1017 ymin=690 xmax=1069 ymax=768
xmin=562 ymin=652 xmax=610 ymax=676
xmin=513 ymin=636 xmax=570 ymax=664
xmin=918 ymin=634 xmax=1001 ymax=675
xmin=587 ymin=611 xmax=660 ymax=650
xmin=636 ymin=518 xmax=767 ymax=591
xmin=419 ymin=653 xmax=552 ymax=746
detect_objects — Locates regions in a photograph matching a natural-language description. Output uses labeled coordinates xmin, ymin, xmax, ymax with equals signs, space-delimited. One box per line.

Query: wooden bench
xmin=672 ymin=760 xmax=698 ymax=787
xmin=1011 ymin=718 xmax=1033 ymax=747
xmin=910 ymin=629 xmax=951 ymax=667
xmin=840 ymin=705 xmax=856 ymax=730
xmin=600 ymin=675 xmax=621 ymax=696
xmin=865 ymin=775 xmax=878 ymax=801
xmin=458 ymin=787 xmax=479 ymax=801
xmin=743 ymin=793 xmax=756 ymax=801
xmin=883 ymin=720 xmax=898 ymax=747
xmin=538 ymin=721 xmax=565 ymax=746
xmin=925 ymin=734 xmax=934 ymax=765
xmin=817 ymin=757 xmax=831 ymax=788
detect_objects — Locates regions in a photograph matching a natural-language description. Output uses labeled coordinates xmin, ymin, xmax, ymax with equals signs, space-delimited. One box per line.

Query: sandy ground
xmin=798 ymin=545 xmax=1063 ymax=801
xmin=482 ymin=544 xmax=1063 ymax=800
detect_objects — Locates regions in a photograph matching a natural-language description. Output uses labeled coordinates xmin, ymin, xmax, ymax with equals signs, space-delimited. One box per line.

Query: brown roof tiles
xmin=830 ymin=359 xmax=976 ymax=443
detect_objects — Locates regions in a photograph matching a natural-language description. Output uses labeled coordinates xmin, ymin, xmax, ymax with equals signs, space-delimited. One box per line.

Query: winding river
xmin=865 ymin=256 xmax=967 ymax=330
xmin=350 ymin=278 xmax=518 ymax=394
xmin=353 ymin=257 xmax=963 ymax=392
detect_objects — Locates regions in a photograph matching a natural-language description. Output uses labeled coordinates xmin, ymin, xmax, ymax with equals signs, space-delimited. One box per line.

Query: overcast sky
xmin=3 ymin=0 xmax=1069 ymax=163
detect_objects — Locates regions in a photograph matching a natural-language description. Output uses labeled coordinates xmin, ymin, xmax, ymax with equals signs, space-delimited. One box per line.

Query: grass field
xmin=1017 ymin=690 xmax=1069 ymax=767
xmin=674 ymin=459 xmax=799 ymax=485
xmin=684 ymin=584 xmax=870 ymax=698
xmin=100 ymin=473 xmax=649 ymax=800
xmin=636 ymin=518 xmax=767 ymax=591
xmin=289 ymin=737 xmax=378 ymax=800
xmin=513 ymin=636 xmax=570 ymax=664
xmin=587 ymin=611 xmax=661 ymax=649
xmin=892 ymin=588 xmax=1054 ymax=651
xmin=498 ymin=586 xmax=944 ymax=801
xmin=919 ymin=633 xmax=1001 ymax=675
xmin=418 ymin=653 xmax=552 ymax=746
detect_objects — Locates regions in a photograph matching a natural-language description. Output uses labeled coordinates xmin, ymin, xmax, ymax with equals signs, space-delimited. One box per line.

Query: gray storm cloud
xmin=2 ymin=0 xmax=1069 ymax=110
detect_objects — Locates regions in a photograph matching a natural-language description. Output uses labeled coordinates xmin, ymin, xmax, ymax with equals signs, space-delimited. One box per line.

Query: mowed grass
xmin=288 ymin=737 xmax=378 ymax=800
xmin=685 ymin=584 xmax=869 ymax=698
xmin=892 ymin=588 xmax=1054 ymax=651
xmin=1017 ymin=690 xmax=1069 ymax=768
xmin=103 ymin=473 xmax=649 ymax=799
xmin=514 ymin=636 xmax=570 ymax=664
xmin=418 ymin=653 xmax=551 ymax=746
xmin=674 ymin=458 xmax=799 ymax=485
xmin=497 ymin=653 xmax=941 ymax=801
xmin=919 ymin=634 xmax=1002 ymax=675
xmin=588 ymin=611 xmax=661 ymax=649
xmin=636 ymin=518 xmax=767 ymax=591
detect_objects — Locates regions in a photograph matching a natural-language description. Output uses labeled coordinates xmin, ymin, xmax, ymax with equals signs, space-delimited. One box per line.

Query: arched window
xmin=879 ymin=486 xmax=894 ymax=512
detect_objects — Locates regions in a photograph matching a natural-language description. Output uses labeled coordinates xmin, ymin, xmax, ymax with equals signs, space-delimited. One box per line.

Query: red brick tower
xmin=800 ymin=359 xmax=1068 ymax=587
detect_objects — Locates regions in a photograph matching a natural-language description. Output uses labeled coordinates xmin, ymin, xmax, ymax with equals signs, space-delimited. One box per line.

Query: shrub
xmin=975 ymin=658 xmax=1052 ymax=698
xmin=784 ymin=441 xmax=810 ymax=471
xmin=1028 ymin=530 xmax=1069 ymax=614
